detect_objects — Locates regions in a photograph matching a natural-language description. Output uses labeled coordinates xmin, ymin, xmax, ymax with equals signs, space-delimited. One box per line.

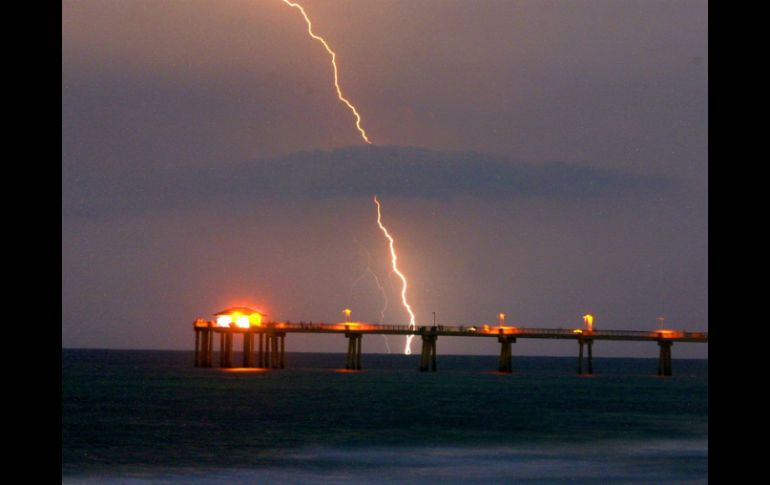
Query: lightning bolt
xmin=281 ymin=0 xmax=373 ymax=144
xmin=373 ymin=195 xmax=417 ymax=355
xmin=349 ymin=240 xmax=392 ymax=353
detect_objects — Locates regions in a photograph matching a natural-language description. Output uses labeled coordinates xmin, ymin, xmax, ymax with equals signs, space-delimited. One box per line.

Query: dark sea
xmin=62 ymin=349 xmax=707 ymax=484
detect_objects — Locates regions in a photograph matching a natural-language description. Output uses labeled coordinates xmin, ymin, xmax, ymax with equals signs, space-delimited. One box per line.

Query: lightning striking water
xmin=373 ymin=196 xmax=417 ymax=355
xmin=280 ymin=0 xmax=373 ymax=144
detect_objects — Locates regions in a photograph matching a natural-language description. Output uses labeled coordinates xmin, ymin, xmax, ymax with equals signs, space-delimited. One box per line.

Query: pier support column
xmin=198 ymin=329 xmax=205 ymax=367
xmin=194 ymin=329 xmax=201 ymax=367
xmin=346 ymin=335 xmax=354 ymax=369
xmin=498 ymin=335 xmax=516 ymax=373
xmin=586 ymin=339 xmax=593 ymax=375
xmin=274 ymin=334 xmax=279 ymax=368
xmin=270 ymin=333 xmax=278 ymax=369
xmin=658 ymin=341 xmax=673 ymax=376
xmin=242 ymin=332 xmax=253 ymax=367
xmin=258 ymin=333 xmax=264 ymax=368
xmin=219 ymin=331 xmax=226 ymax=367
xmin=357 ymin=335 xmax=362 ymax=370
xmin=265 ymin=332 xmax=285 ymax=369
xmin=420 ymin=333 xmax=438 ymax=372
xmin=252 ymin=332 xmax=257 ymax=367
xmin=577 ymin=338 xmax=594 ymax=375
xmin=204 ymin=328 xmax=213 ymax=367
xmin=345 ymin=333 xmax=362 ymax=370
xmin=263 ymin=333 xmax=270 ymax=369
xmin=225 ymin=332 xmax=233 ymax=368
xmin=577 ymin=338 xmax=584 ymax=374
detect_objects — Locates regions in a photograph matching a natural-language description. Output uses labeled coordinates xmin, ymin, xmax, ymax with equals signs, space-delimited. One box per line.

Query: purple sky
xmin=62 ymin=0 xmax=707 ymax=358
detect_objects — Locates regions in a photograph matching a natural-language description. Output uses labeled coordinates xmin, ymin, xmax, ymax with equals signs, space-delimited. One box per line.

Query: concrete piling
xmin=264 ymin=333 xmax=270 ymax=369
xmin=225 ymin=333 xmax=233 ymax=367
xmin=346 ymin=336 xmax=353 ymax=369
xmin=219 ymin=332 xmax=226 ymax=367
xmin=345 ymin=333 xmax=362 ymax=370
xmin=242 ymin=332 xmax=253 ymax=367
xmin=271 ymin=333 xmax=278 ymax=368
xmin=658 ymin=340 xmax=673 ymax=376
xmin=194 ymin=330 xmax=200 ymax=367
xmin=258 ymin=332 xmax=264 ymax=368
xmin=419 ymin=330 xmax=438 ymax=372
xmin=203 ymin=328 xmax=212 ymax=367
xmin=577 ymin=338 xmax=584 ymax=374
xmin=577 ymin=338 xmax=594 ymax=375
xmin=261 ymin=332 xmax=287 ymax=369
xmin=498 ymin=335 xmax=516 ymax=373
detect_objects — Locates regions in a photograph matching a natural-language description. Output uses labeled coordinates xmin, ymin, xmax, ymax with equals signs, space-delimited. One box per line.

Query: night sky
xmin=62 ymin=0 xmax=707 ymax=358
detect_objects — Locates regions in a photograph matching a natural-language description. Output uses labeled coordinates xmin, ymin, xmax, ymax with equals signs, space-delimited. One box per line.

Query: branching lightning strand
xmin=349 ymin=239 xmax=391 ymax=353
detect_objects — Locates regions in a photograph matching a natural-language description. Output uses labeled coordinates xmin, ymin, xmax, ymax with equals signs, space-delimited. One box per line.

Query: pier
xmin=194 ymin=313 xmax=707 ymax=376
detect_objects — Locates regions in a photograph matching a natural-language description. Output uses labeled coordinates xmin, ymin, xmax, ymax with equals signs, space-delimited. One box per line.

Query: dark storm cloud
xmin=62 ymin=146 xmax=675 ymax=217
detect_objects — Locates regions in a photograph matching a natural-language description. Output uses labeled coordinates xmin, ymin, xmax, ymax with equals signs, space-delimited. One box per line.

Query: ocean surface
xmin=62 ymin=349 xmax=708 ymax=484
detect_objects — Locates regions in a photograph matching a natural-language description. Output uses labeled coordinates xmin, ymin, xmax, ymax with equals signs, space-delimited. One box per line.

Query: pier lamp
xmin=342 ymin=308 xmax=352 ymax=323
xmin=583 ymin=314 xmax=594 ymax=332
xmin=214 ymin=307 xmax=266 ymax=328
xmin=498 ymin=312 xmax=506 ymax=327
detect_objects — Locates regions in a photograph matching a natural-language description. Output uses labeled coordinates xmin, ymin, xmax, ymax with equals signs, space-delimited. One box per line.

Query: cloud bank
xmin=63 ymin=145 xmax=675 ymax=217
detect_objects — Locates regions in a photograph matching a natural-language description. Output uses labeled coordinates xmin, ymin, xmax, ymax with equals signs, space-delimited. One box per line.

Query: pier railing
xmin=266 ymin=322 xmax=704 ymax=339
xmin=200 ymin=321 xmax=707 ymax=343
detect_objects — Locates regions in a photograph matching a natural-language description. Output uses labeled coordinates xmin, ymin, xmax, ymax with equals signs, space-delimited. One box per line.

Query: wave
xmin=62 ymin=440 xmax=707 ymax=484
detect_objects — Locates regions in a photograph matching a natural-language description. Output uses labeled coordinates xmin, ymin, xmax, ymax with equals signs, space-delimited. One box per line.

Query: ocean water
xmin=62 ymin=350 xmax=707 ymax=484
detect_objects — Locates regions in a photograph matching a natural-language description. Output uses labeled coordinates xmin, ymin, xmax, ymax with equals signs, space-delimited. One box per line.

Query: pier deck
xmin=193 ymin=320 xmax=707 ymax=375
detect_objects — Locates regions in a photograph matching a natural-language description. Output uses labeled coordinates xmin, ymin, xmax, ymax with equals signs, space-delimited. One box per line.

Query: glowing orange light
xmin=498 ymin=312 xmax=506 ymax=326
xmin=331 ymin=321 xmax=381 ymax=332
xmin=573 ymin=329 xmax=583 ymax=334
xmin=343 ymin=308 xmax=352 ymax=322
xmin=374 ymin=195 xmax=417 ymax=354
xmin=583 ymin=314 xmax=594 ymax=332
xmin=215 ymin=307 xmax=264 ymax=327
xmin=281 ymin=0 xmax=373 ymax=144
xmin=658 ymin=329 xmax=682 ymax=338
xmin=222 ymin=368 xmax=269 ymax=373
